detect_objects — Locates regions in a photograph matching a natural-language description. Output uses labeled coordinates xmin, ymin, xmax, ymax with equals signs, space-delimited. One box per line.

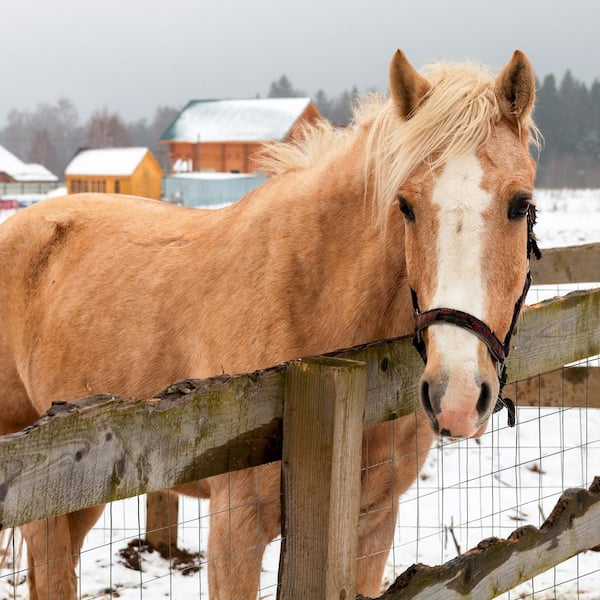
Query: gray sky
xmin=2 ymin=0 xmax=599 ymax=125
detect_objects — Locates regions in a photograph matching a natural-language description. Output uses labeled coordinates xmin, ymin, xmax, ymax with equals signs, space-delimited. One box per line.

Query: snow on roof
xmin=0 ymin=145 xmax=25 ymax=175
xmin=0 ymin=145 xmax=58 ymax=182
xmin=65 ymin=147 xmax=150 ymax=177
xmin=12 ymin=163 xmax=58 ymax=182
xmin=161 ymin=98 xmax=313 ymax=143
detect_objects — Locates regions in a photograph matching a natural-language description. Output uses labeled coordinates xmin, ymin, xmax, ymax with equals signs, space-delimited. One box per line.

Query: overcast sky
xmin=2 ymin=0 xmax=599 ymax=125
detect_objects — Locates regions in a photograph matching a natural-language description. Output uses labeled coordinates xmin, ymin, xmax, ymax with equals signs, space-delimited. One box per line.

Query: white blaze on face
xmin=430 ymin=153 xmax=493 ymax=371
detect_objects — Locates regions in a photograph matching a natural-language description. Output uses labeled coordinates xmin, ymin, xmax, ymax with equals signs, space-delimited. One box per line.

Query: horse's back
xmin=0 ymin=193 xmax=224 ymax=412
xmin=0 ymin=193 xmax=206 ymax=241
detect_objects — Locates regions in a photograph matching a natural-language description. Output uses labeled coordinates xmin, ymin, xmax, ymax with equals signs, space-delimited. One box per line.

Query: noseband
xmin=411 ymin=207 xmax=541 ymax=428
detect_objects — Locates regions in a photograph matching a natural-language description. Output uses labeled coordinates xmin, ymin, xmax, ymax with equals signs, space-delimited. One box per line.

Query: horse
xmin=0 ymin=48 xmax=538 ymax=599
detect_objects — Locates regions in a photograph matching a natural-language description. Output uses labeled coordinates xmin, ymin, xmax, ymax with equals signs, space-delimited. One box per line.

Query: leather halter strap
xmin=413 ymin=304 xmax=505 ymax=364
xmin=412 ymin=271 xmax=531 ymax=368
xmin=411 ymin=270 xmax=532 ymax=428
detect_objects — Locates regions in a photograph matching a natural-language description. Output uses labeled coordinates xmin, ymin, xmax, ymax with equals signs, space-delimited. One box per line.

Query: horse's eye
xmin=398 ymin=196 xmax=415 ymax=222
xmin=508 ymin=193 xmax=532 ymax=220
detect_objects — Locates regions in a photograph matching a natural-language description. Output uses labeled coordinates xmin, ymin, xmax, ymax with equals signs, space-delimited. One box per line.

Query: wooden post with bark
xmin=278 ymin=357 xmax=367 ymax=600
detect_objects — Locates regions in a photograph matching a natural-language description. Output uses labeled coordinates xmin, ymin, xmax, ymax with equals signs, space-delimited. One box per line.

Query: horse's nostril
xmin=476 ymin=382 xmax=492 ymax=418
xmin=421 ymin=380 xmax=432 ymax=415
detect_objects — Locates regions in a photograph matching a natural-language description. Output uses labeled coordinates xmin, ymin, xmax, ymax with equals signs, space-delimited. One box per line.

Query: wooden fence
xmin=0 ymin=242 xmax=598 ymax=599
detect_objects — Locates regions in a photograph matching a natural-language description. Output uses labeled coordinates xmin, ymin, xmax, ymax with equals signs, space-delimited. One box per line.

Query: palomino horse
xmin=0 ymin=49 xmax=538 ymax=598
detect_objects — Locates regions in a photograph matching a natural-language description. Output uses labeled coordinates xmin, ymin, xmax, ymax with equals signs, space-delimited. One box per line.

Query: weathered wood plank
xmin=531 ymin=243 xmax=600 ymax=284
xmin=505 ymin=367 xmax=600 ymax=409
xmin=371 ymin=477 xmax=600 ymax=600
xmin=0 ymin=370 xmax=288 ymax=529
xmin=278 ymin=358 xmax=366 ymax=600
xmin=0 ymin=288 xmax=597 ymax=530
xmin=506 ymin=288 xmax=600 ymax=383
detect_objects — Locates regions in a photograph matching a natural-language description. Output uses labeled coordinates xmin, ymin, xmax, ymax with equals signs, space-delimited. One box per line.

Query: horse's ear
xmin=494 ymin=50 xmax=536 ymax=126
xmin=389 ymin=50 xmax=430 ymax=119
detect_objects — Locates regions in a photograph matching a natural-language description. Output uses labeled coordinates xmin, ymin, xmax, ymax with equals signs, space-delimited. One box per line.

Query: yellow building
xmin=65 ymin=147 xmax=163 ymax=200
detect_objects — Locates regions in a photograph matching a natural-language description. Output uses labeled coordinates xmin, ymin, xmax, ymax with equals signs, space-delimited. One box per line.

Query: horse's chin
xmin=471 ymin=420 xmax=489 ymax=439
xmin=450 ymin=420 xmax=488 ymax=440
xmin=432 ymin=415 xmax=490 ymax=440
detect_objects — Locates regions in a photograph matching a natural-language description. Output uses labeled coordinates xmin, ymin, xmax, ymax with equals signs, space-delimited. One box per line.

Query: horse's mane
xmin=256 ymin=61 xmax=540 ymax=223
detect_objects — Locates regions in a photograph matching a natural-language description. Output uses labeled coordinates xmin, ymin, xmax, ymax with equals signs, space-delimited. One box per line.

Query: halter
xmin=411 ymin=206 xmax=541 ymax=428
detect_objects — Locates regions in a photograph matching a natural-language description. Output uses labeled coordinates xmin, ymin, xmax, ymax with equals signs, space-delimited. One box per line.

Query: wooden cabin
xmin=160 ymin=98 xmax=321 ymax=174
xmin=64 ymin=147 xmax=164 ymax=200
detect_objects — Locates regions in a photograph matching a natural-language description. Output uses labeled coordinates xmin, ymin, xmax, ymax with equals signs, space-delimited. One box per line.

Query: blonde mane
xmin=256 ymin=61 xmax=540 ymax=223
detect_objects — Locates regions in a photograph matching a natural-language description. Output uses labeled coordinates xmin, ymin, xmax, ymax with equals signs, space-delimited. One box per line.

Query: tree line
xmin=0 ymin=70 xmax=598 ymax=187
xmin=0 ymin=101 xmax=179 ymax=179
xmin=535 ymin=72 xmax=600 ymax=187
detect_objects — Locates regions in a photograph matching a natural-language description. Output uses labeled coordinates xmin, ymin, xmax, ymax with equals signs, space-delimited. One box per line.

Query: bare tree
xmin=0 ymin=98 xmax=82 ymax=177
xmin=28 ymin=128 xmax=55 ymax=168
xmin=84 ymin=107 xmax=131 ymax=148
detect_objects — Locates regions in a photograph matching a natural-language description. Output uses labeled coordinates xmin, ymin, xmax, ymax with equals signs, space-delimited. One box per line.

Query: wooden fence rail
xmin=0 ymin=284 xmax=598 ymax=531
xmin=0 ymin=242 xmax=598 ymax=599
xmin=530 ymin=241 xmax=599 ymax=284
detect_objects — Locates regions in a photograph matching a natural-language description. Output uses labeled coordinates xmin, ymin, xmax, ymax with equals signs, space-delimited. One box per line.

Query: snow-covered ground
xmin=0 ymin=189 xmax=598 ymax=599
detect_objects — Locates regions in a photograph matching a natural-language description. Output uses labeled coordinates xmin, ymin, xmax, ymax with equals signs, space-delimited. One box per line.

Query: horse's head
xmin=388 ymin=50 xmax=538 ymax=438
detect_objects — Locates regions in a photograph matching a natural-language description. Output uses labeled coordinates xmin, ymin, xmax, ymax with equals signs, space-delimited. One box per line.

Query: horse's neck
xmin=232 ymin=145 xmax=413 ymax=350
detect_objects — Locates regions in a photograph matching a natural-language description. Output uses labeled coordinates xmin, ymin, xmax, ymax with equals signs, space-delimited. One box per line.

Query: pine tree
xmin=267 ymin=75 xmax=305 ymax=98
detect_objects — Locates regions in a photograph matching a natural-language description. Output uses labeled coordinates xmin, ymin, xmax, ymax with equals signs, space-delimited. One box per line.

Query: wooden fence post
xmin=146 ymin=490 xmax=179 ymax=557
xmin=278 ymin=357 xmax=367 ymax=600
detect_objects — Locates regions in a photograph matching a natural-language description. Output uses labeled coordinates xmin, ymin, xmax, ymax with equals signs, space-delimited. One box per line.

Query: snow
xmin=0 ymin=145 xmax=25 ymax=175
xmin=163 ymin=98 xmax=312 ymax=143
xmin=64 ymin=147 xmax=150 ymax=177
xmin=0 ymin=189 xmax=598 ymax=599
xmin=45 ymin=185 xmax=68 ymax=198
xmin=534 ymin=189 xmax=600 ymax=249
xmin=0 ymin=144 xmax=58 ymax=182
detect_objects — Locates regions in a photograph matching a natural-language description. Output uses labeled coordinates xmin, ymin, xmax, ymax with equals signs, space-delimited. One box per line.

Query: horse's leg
xmin=26 ymin=545 xmax=37 ymax=599
xmin=20 ymin=515 xmax=78 ymax=599
xmin=0 ymin=370 xmax=76 ymax=598
xmin=356 ymin=501 xmax=398 ymax=598
xmin=206 ymin=464 xmax=280 ymax=600
xmin=356 ymin=502 xmax=398 ymax=598
xmin=356 ymin=414 xmax=434 ymax=597
xmin=21 ymin=506 xmax=103 ymax=600
xmin=68 ymin=505 xmax=106 ymax=567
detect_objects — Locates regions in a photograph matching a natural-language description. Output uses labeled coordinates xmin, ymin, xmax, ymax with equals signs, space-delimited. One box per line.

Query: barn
xmin=64 ymin=147 xmax=164 ymax=200
xmin=160 ymin=97 xmax=321 ymax=174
